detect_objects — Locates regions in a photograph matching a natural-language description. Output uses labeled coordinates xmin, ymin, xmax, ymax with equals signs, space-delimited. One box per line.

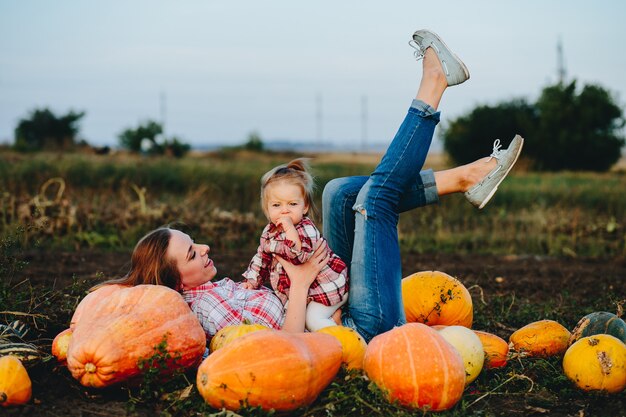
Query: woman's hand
xmin=275 ymin=239 xmax=329 ymax=290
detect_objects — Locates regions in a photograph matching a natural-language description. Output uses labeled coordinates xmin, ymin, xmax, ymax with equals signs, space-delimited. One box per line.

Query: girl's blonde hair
xmin=260 ymin=158 xmax=317 ymax=220
xmin=92 ymin=227 xmax=181 ymax=291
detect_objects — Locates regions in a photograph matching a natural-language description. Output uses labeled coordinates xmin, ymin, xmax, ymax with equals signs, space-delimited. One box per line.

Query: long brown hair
xmin=92 ymin=228 xmax=181 ymax=290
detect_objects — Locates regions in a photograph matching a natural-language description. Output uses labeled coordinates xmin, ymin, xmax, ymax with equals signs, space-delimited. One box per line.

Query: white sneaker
xmin=409 ymin=29 xmax=470 ymax=86
xmin=465 ymin=135 xmax=524 ymax=209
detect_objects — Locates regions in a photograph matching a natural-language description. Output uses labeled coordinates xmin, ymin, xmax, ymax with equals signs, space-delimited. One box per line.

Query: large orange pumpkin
xmin=402 ymin=271 xmax=473 ymax=327
xmin=317 ymin=325 xmax=368 ymax=370
xmin=563 ymin=334 xmax=626 ymax=393
xmin=509 ymin=320 xmax=571 ymax=358
xmin=197 ymin=330 xmax=342 ymax=412
xmin=67 ymin=284 xmax=206 ymax=388
xmin=0 ymin=356 xmax=32 ymax=407
xmin=473 ymin=330 xmax=509 ymax=369
xmin=363 ymin=323 xmax=465 ymax=411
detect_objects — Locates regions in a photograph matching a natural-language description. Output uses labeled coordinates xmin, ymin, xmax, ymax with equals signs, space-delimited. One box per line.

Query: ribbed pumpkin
xmin=563 ymin=334 xmax=626 ymax=393
xmin=0 ymin=356 xmax=32 ymax=407
xmin=402 ymin=271 xmax=473 ymax=327
xmin=473 ymin=330 xmax=509 ymax=369
xmin=70 ymin=284 xmax=125 ymax=329
xmin=509 ymin=320 xmax=571 ymax=358
xmin=197 ymin=330 xmax=342 ymax=412
xmin=317 ymin=325 xmax=368 ymax=370
xmin=209 ymin=323 xmax=269 ymax=353
xmin=67 ymin=284 xmax=206 ymax=388
xmin=363 ymin=323 xmax=465 ymax=411
xmin=435 ymin=325 xmax=484 ymax=385
xmin=569 ymin=312 xmax=626 ymax=346
xmin=52 ymin=328 xmax=73 ymax=364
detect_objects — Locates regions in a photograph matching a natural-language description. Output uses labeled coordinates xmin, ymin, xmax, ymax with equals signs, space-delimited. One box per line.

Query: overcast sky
xmin=1 ymin=1 xmax=625 ymax=150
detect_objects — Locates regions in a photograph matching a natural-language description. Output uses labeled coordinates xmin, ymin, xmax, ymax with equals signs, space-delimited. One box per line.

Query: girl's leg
xmin=305 ymin=298 xmax=348 ymax=331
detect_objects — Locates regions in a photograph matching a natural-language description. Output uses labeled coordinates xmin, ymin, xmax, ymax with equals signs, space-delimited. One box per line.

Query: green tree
xmin=442 ymin=99 xmax=537 ymax=165
xmin=243 ymin=131 xmax=265 ymax=151
xmin=118 ymin=120 xmax=163 ymax=153
xmin=118 ymin=120 xmax=190 ymax=158
xmin=529 ymin=81 xmax=624 ymax=171
xmin=14 ymin=108 xmax=85 ymax=151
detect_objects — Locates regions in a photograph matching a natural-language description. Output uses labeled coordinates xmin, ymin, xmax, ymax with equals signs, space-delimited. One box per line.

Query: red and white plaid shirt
xmin=242 ymin=216 xmax=349 ymax=307
xmin=182 ymin=278 xmax=284 ymax=339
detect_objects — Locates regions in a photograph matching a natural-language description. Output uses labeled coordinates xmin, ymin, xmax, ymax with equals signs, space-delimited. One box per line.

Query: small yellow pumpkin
xmin=402 ymin=271 xmax=473 ymax=327
xmin=209 ymin=323 xmax=270 ymax=353
xmin=509 ymin=320 xmax=571 ymax=358
xmin=435 ymin=325 xmax=484 ymax=385
xmin=317 ymin=325 xmax=367 ymax=370
xmin=563 ymin=334 xmax=626 ymax=394
xmin=52 ymin=328 xmax=73 ymax=364
xmin=473 ymin=330 xmax=509 ymax=369
xmin=0 ymin=356 xmax=32 ymax=407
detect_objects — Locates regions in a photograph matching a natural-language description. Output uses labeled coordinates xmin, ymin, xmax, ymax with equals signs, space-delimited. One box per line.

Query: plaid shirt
xmin=242 ymin=216 xmax=348 ymax=307
xmin=182 ymin=278 xmax=284 ymax=339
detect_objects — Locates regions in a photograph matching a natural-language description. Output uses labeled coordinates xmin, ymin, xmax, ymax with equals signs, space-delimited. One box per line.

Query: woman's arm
xmin=277 ymin=240 xmax=329 ymax=332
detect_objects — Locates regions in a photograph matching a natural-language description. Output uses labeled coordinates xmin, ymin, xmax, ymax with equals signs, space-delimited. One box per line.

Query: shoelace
xmin=408 ymin=40 xmax=424 ymax=61
xmin=487 ymin=139 xmax=504 ymax=161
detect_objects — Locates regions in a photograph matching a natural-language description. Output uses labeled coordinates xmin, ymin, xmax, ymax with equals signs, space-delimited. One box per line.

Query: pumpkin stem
xmin=616 ymin=300 xmax=624 ymax=319
xmin=0 ymin=392 xmax=7 ymax=404
xmin=85 ymin=363 xmax=97 ymax=373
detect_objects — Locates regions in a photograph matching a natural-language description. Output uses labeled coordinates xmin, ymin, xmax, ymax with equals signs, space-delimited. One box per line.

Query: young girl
xmin=242 ymin=159 xmax=349 ymax=331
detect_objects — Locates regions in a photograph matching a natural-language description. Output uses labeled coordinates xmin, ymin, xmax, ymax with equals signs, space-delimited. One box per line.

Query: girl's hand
xmin=275 ymin=216 xmax=295 ymax=231
xmin=275 ymin=239 xmax=329 ymax=290
xmin=240 ymin=280 xmax=255 ymax=290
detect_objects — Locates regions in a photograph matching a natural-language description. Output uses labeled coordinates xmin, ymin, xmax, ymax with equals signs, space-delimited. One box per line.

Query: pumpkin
xmin=509 ymin=320 xmax=571 ymax=358
xmin=473 ymin=330 xmax=509 ymax=369
xmin=67 ymin=284 xmax=206 ymax=388
xmin=209 ymin=323 xmax=269 ymax=353
xmin=317 ymin=325 xmax=368 ymax=370
xmin=569 ymin=311 xmax=626 ymax=346
xmin=0 ymin=356 xmax=32 ymax=407
xmin=435 ymin=325 xmax=484 ymax=385
xmin=402 ymin=271 xmax=473 ymax=327
xmin=70 ymin=284 xmax=125 ymax=329
xmin=363 ymin=323 xmax=465 ymax=411
xmin=197 ymin=330 xmax=342 ymax=412
xmin=563 ymin=334 xmax=626 ymax=393
xmin=51 ymin=328 xmax=73 ymax=364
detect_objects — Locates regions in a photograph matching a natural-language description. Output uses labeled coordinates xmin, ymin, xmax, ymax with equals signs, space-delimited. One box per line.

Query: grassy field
xmin=1 ymin=149 xmax=625 ymax=258
xmin=1 ymin=149 xmax=625 ymax=416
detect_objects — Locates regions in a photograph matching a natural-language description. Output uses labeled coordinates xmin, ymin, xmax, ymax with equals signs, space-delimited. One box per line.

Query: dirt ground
xmin=6 ymin=248 xmax=626 ymax=416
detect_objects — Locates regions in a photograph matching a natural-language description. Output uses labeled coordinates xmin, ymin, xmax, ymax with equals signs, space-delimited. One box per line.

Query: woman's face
xmin=166 ymin=229 xmax=217 ymax=290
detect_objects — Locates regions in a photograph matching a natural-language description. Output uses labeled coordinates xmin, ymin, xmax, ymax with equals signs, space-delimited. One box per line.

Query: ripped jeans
xmin=322 ymin=99 xmax=440 ymax=342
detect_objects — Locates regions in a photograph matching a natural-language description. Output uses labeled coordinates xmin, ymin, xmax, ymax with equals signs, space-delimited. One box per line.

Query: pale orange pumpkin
xmin=51 ymin=328 xmax=73 ymax=364
xmin=436 ymin=325 xmax=484 ymax=385
xmin=209 ymin=323 xmax=269 ymax=353
xmin=563 ymin=334 xmax=626 ymax=393
xmin=473 ymin=330 xmax=509 ymax=369
xmin=70 ymin=284 xmax=125 ymax=329
xmin=509 ymin=320 xmax=571 ymax=358
xmin=197 ymin=330 xmax=342 ymax=412
xmin=0 ymin=356 xmax=32 ymax=407
xmin=402 ymin=271 xmax=473 ymax=327
xmin=67 ymin=284 xmax=206 ymax=387
xmin=363 ymin=323 xmax=465 ymax=411
xmin=317 ymin=325 xmax=368 ymax=370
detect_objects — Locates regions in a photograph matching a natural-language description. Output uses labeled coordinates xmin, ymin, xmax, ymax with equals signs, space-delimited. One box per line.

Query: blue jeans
xmin=322 ymin=99 xmax=440 ymax=342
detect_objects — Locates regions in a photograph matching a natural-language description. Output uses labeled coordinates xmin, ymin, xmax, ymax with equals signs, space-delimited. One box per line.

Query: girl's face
xmin=166 ymin=230 xmax=217 ymax=290
xmin=265 ymin=180 xmax=308 ymax=226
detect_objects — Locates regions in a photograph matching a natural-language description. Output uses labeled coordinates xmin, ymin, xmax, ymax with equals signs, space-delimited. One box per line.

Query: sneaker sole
xmin=477 ymin=136 xmax=524 ymax=209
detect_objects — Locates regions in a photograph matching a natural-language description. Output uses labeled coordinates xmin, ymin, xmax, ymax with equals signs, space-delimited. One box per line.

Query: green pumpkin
xmin=569 ymin=312 xmax=626 ymax=346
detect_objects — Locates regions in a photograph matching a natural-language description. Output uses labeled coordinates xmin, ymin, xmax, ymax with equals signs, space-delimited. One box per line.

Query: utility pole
xmin=316 ymin=93 xmax=323 ymax=146
xmin=361 ymin=95 xmax=368 ymax=152
xmin=160 ymin=90 xmax=167 ymax=135
xmin=557 ymin=37 xmax=566 ymax=84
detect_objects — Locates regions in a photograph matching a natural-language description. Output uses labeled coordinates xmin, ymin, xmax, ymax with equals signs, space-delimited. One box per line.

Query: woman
xmin=103 ymin=29 xmax=523 ymax=342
